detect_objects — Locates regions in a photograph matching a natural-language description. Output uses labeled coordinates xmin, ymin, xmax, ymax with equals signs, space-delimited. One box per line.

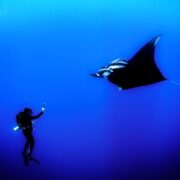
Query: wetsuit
xmin=17 ymin=111 xmax=44 ymax=157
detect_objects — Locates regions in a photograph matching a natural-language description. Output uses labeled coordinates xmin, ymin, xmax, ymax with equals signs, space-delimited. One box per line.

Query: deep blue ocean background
xmin=0 ymin=0 xmax=180 ymax=179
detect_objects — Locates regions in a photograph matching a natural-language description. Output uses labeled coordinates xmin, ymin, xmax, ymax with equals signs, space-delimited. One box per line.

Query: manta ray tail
xmin=170 ymin=80 xmax=180 ymax=86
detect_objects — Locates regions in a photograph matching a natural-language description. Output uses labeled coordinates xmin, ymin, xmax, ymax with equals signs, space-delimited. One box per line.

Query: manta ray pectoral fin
xmin=154 ymin=35 xmax=162 ymax=46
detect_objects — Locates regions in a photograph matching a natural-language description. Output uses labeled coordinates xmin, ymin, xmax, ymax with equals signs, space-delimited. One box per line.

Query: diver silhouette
xmin=16 ymin=104 xmax=46 ymax=165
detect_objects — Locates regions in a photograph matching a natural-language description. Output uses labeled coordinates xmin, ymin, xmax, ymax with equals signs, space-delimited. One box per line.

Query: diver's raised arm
xmin=30 ymin=111 xmax=44 ymax=120
xmin=30 ymin=103 xmax=46 ymax=120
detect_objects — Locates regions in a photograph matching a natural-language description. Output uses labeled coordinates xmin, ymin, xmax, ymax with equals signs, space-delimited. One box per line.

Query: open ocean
xmin=0 ymin=0 xmax=180 ymax=179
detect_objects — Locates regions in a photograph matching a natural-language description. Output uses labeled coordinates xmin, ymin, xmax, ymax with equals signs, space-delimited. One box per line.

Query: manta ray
xmin=91 ymin=35 xmax=166 ymax=89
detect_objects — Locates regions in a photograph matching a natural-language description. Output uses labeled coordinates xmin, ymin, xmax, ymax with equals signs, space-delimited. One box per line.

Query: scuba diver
xmin=15 ymin=104 xmax=46 ymax=165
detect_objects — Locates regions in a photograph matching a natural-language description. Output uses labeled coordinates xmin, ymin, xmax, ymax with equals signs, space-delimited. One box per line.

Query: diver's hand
xmin=41 ymin=103 xmax=46 ymax=112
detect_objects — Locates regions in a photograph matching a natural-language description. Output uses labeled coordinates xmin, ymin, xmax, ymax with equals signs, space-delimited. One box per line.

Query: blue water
xmin=1 ymin=0 xmax=180 ymax=179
